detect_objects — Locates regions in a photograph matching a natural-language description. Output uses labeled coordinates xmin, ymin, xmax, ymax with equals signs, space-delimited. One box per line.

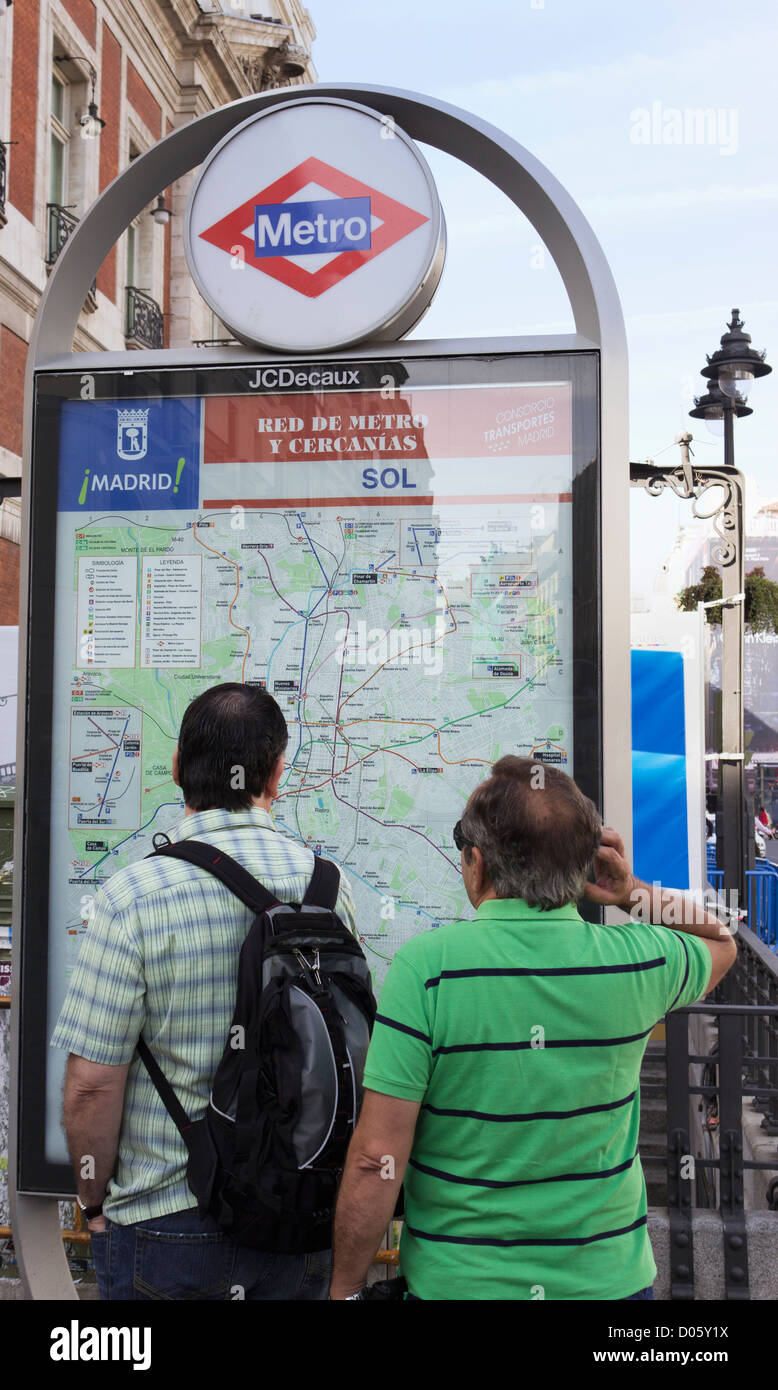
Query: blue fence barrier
xmin=706 ymin=855 xmax=778 ymax=950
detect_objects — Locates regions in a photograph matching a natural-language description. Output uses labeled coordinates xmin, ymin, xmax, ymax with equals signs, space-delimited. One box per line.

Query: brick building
xmin=0 ymin=0 xmax=316 ymax=621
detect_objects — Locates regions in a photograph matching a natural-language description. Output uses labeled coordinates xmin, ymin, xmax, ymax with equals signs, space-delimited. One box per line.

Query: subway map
xmin=43 ymin=373 xmax=576 ymax=1158
xmin=55 ymin=498 xmax=570 ymax=988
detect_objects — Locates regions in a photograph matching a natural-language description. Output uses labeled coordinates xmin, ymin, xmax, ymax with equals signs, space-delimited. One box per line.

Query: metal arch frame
xmin=10 ymin=83 xmax=630 ymax=1298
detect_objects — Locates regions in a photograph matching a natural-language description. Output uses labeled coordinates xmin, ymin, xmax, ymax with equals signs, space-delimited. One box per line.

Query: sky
xmin=305 ymin=0 xmax=778 ymax=600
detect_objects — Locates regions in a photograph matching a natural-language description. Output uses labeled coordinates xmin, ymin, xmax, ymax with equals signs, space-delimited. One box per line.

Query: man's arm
xmin=585 ymin=826 xmax=737 ymax=994
xmin=63 ymin=1055 xmax=130 ymax=1232
xmin=330 ymin=1090 xmax=421 ymax=1299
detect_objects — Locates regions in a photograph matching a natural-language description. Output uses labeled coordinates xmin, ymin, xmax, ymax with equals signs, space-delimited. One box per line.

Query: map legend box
xmin=75 ymin=556 xmax=137 ymax=668
xmin=140 ymin=556 xmax=203 ymax=667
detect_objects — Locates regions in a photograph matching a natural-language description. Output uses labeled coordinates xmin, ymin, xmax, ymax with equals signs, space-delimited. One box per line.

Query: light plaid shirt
xmin=51 ymin=807 xmax=359 ymax=1224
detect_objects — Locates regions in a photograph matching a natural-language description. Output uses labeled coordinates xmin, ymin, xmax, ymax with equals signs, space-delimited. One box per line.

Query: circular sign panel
xmin=184 ymin=97 xmax=446 ymax=354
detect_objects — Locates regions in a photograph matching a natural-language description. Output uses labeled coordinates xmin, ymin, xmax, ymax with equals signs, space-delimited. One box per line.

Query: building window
xmin=127 ymin=220 xmax=137 ymax=288
xmin=124 ymin=143 xmax=164 ymax=347
xmin=49 ymin=67 xmax=69 ymax=206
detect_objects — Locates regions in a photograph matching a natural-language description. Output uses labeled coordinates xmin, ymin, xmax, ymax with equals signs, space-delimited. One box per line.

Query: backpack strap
xmin=302 ymin=854 xmax=340 ymax=910
xmin=137 ymin=1038 xmax=193 ymax=1139
xmin=138 ymin=840 xmax=278 ymax=1145
xmin=149 ymin=839 xmax=280 ymax=915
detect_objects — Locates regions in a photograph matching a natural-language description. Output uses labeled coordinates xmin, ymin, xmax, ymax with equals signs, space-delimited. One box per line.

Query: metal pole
xmin=719 ymin=401 xmax=746 ymax=927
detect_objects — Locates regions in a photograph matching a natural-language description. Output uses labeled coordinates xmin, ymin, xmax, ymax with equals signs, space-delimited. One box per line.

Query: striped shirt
xmin=362 ymin=898 xmax=711 ymax=1301
xmin=51 ymin=807 xmax=358 ymax=1224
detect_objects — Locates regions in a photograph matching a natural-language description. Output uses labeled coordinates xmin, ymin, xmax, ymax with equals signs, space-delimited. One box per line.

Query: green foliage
xmin=744 ymin=567 xmax=778 ymax=632
xmin=677 ymin=565 xmax=723 ymax=621
xmin=676 ymin=564 xmax=778 ymax=631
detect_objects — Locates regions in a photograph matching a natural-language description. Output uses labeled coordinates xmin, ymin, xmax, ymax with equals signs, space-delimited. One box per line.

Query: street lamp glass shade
xmin=719 ymin=367 xmax=752 ymax=400
xmin=79 ymin=101 xmax=105 ymax=138
xmin=689 ymin=380 xmax=752 ymax=422
xmin=152 ymin=194 xmax=171 ymax=226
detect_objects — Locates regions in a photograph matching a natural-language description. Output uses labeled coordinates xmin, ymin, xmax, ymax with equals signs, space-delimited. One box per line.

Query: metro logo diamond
xmin=199 ymin=157 xmax=430 ymax=299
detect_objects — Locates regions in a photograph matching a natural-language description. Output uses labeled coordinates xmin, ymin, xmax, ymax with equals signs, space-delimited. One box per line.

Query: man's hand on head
xmin=584 ymin=826 xmax=636 ymax=911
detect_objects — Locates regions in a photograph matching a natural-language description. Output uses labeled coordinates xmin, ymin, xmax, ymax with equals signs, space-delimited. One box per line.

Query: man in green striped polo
xmin=330 ymin=755 xmax=736 ymax=1300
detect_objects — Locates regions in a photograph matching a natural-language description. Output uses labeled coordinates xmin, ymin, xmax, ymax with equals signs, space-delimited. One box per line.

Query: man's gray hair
xmin=460 ymin=756 xmax=602 ymax=910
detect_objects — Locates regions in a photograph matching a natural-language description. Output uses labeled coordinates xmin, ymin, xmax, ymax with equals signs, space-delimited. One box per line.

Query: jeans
xmin=91 ymin=1207 xmax=332 ymax=1301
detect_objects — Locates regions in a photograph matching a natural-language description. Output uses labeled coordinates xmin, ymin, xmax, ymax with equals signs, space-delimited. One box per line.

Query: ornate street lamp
xmin=688 ymin=310 xmax=772 ymax=922
xmin=700 ymin=308 xmax=772 ymax=401
xmin=55 ymin=54 xmax=105 ymax=138
xmin=150 ymin=194 xmax=172 ymax=226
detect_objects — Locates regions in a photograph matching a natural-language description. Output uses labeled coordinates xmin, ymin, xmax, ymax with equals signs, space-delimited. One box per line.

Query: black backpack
xmin=137 ymin=837 xmax=376 ymax=1254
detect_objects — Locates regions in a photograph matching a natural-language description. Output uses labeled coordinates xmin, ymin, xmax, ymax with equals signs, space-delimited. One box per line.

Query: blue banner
xmin=631 ymin=649 xmax=690 ymax=889
xmin=58 ymin=397 xmax=201 ymax=512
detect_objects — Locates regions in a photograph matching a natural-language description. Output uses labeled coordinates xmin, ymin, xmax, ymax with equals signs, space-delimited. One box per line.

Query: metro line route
xmin=191 ymin=521 xmax=251 ymax=681
xmin=75 ymin=800 xmax=183 ymax=879
xmin=265 ymin=513 xmax=559 ymax=791
xmin=95 ymin=715 xmax=130 ymax=820
xmin=276 ymin=651 xmax=557 ymax=806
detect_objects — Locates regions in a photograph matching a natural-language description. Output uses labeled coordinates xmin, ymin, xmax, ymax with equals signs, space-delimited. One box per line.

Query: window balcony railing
xmin=46 ymin=201 xmax=79 ymax=265
xmin=125 ymin=285 xmax=164 ymax=350
xmin=46 ymin=202 xmax=96 ymax=306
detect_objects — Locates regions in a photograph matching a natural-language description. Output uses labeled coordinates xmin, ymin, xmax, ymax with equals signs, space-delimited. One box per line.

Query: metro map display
xmin=25 ymin=351 xmax=600 ymax=1179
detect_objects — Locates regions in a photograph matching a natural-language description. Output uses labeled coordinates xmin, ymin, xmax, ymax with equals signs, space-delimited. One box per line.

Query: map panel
xmin=42 ymin=367 xmax=580 ymax=1163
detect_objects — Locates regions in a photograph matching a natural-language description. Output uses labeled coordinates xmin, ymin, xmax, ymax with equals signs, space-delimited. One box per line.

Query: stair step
xmin=639 ymin=1098 xmax=669 ymax=1134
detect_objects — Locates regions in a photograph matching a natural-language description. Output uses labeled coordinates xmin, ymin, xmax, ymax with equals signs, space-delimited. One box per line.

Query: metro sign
xmin=198 ymin=157 xmax=430 ymax=299
xmin=185 ymin=98 xmax=445 ymax=351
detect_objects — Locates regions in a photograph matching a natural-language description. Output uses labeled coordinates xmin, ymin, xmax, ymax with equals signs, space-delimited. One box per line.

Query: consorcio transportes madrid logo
xmin=184 ymin=99 xmax=446 ymax=353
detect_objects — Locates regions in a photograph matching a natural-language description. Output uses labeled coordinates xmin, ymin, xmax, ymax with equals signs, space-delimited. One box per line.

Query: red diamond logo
xmin=198 ymin=157 xmax=430 ymax=300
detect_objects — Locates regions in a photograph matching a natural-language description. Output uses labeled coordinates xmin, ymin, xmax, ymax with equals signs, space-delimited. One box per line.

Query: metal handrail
xmin=644 ymin=922 xmax=778 ymax=1300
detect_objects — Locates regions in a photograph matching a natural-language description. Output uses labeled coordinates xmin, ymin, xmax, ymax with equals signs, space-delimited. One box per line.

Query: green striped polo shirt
xmin=363 ymin=898 xmax=711 ymax=1301
xmin=51 ymin=807 xmax=358 ymax=1224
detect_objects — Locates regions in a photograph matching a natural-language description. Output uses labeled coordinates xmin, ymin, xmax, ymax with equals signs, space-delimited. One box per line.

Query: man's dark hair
xmin=176 ymin=683 xmax=288 ymax=812
xmin=459 ymin=755 xmax=602 ymax=909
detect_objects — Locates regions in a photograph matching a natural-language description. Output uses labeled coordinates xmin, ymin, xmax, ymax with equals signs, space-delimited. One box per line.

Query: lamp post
xmin=689 ymin=310 xmax=772 ymax=919
xmin=54 ymin=54 xmax=105 ymax=138
xmin=150 ymin=194 xmax=172 ymax=226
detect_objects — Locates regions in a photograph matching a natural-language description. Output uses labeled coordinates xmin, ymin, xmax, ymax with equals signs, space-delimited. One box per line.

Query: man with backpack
xmin=52 ymin=682 xmax=371 ymax=1300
